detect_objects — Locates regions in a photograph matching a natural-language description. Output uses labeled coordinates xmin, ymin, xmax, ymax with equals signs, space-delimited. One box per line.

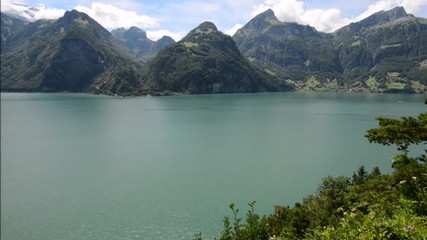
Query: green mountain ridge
xmin=1 ymin=10 xmax=143 ymax=94
xmin=139 ymin=21 xmax=292 ymax=94
xmin=233 ymin=7 xmax=427 ymax=93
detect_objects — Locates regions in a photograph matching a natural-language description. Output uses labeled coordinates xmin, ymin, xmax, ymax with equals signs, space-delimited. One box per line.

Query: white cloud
xmin=146 ymin=29 xmax=186 ymax=42
xmin=302 ymin=8 xmax=350 ymax=32
xmin=75 ymin=2 xmax=159 ymax=29
xmin=253 ymin=0 xmax=304 ymax=22
xmin=252 ymin=0 xmax=348 ymax=32
xmin=355 ymin=0 xmax=427 ymax=21
xmin=402 ymin=0 xmax=427 ymax=13
xmin=1 ymin=0 xmax=65 ymax=20
xmin=252 ymin=0 xmax=427 ymax=32
xmin=225 ymin=23 xmax=244 ymax=36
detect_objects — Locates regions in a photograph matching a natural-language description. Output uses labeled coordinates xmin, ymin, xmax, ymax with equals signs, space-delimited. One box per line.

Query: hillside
xmin=233 ymin=7 xmax=427 ymax=93
xmin=334 ymin=7 xmax=427 ymax=93
xmin=233 ymin=9 xmax=340 ymax=90
xmin=139 ymin=22 xmax=292 ymax=94
xmin=1 ymin=10 xmax=143 ymax=94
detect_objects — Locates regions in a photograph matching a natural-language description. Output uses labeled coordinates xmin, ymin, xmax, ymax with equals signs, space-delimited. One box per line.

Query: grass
xmin=351 ymin=40 xmax=361 ymax=47
xmin=182 ymin=42 xmax=199 ymax=48
xmin=411 ymin=81 xmax=426 ymax=93
xmin=302 ymin=76 xmax=321 ymax=91
xmin=419 ymin=60 xmax=427 ymax=70
xmin=365 ymin=77 xmax=380 ymax=91
xmin=386 ymin=82 xmax=406 ymax=90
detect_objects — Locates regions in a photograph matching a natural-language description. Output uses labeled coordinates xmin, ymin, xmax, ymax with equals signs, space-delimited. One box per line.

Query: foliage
xmin=218 ymin=202 xmax=268 ymax=240
xmin=313 ymin=199 xmax=427 ymax=240
xmin=366 ymin=113 xmax=427 ymax=152
xmin=367 ymin=113 xmax=427 ymax=215
xmin=199 ymin=113 xmax=427 ymax=239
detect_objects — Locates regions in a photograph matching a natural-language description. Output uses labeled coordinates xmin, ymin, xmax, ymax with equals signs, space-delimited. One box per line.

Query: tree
xmin=365 ymin=112 xmax=427 ymax=215
xmin=365 ymin=113 xmax=427 ymax=154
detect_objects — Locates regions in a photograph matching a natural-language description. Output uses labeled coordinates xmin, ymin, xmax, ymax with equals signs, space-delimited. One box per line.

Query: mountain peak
xmin=335 ymin=6 xmax=411 ymax=34
xmin=63 ymin=9 xmax=87 ymax=19
xmin=196 ymin=21 xmax=218 ymax=32
xmin=125 ymin=26 xmax=148 ymax=39
xmin=255 ymin=9 xmax=277 ymax=21
xmin=182 ymin=21 xmax=220 ymax=42
xmin=59 ymin=10 xmax=93 ymax=29
xmin=381 ymin=6 xmax=408 ymax=19
xmin=237 ymin=9 xmax=279 ymax=33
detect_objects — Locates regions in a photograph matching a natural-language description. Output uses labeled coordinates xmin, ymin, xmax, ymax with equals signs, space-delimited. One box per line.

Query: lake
xmin=1 ymin=92 xmax=425 ymax=239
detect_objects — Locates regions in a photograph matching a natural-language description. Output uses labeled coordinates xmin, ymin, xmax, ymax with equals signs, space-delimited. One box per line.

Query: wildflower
xmin=399 ymin=180 xmax=407 ymax=184
xmin=402 ymin=225 xmax=415 ymax=231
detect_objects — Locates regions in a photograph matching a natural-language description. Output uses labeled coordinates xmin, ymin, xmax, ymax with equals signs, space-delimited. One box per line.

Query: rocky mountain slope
xmin=139 ymin=22 xmax=292 ymax=94
xmin=1 ymin=10 xmax=143 ymax=94
xmin=334 ymin=7 xmax=427 ymax=93
xmin=234 ymin=7 xmax=427 ymax=93
xmin=233 ymin=9 xmax=340 ymax=83
xmin=1 ymin=12 xmax=26 ymax=52
xmin=111 ymin=26 xmax=175 ymax=60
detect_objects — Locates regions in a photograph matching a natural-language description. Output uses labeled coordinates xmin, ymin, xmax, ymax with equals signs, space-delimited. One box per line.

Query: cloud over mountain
xmin=1 ymin=0 xmax=65 ymax=20
xmin=75 ymin=2 xmax=159 ymax=29
xmin=252 ymin=0 xmax=426 ymax=32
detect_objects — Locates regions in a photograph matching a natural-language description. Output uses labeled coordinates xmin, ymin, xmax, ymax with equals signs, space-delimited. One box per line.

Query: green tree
xmin=366 ymin=112 xmax=427 ymax=215
xmin=366 ymin=113 xmax=427 ymax=154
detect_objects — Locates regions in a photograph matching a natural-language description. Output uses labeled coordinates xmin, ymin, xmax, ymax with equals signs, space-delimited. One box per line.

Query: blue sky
xmin=2 ymin=0 xmax=427 ymax=41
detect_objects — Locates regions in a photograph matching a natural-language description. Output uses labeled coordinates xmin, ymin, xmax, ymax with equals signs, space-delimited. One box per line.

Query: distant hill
xmin=234 ymin=7 xmax=427 ymax=93
xmin=111 ymin=26 xmax=175 ymax=60
xmin=139 ymin=22 xmax=292 ymax=94
xmin=1 ymin=10 xmax=143 ymax=94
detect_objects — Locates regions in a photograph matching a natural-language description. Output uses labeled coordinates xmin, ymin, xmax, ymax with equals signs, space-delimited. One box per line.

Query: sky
xmin=2 ymin=0 xmax=427 ymax=41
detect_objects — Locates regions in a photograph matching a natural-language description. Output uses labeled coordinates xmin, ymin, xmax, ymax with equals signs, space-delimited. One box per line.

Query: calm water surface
xmin=1 ymin=92 xmax=425 ymax=239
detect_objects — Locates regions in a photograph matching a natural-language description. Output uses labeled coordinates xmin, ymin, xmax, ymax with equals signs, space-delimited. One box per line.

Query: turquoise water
xmin=1 ymin=92 xmax=425 ymax=239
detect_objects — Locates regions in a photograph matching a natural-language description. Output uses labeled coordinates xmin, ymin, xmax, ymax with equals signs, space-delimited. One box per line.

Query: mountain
xmin=1 ymin=12 xmax=26 ymax=52
xmin=334 ymin=7 xmax=427 ymax=93
xmin=139 ymin=22 xmax=292 ymax=94
xmin=234 ymin=7 xmax=427 ymax=93
xmin=111 ymin=26 xmax=175 ymax=59
xmin=1 ymin=7 xmax=425 ymax=95
xmin=233 ymin=9 xmax=341 ymax=90
xmin=1 ymin=10 xmax=143 ymax=94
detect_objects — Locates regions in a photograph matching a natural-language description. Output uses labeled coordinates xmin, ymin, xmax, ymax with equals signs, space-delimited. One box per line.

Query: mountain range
xmin=1 ymin=6 xmax=426 ymax=95
xmin=234 ymin=7 xmax=427 ymax=93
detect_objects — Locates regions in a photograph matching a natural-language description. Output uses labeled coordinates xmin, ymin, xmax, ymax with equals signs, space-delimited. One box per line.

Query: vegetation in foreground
xmin=196 ymin=113 xmax=427 ymax=240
